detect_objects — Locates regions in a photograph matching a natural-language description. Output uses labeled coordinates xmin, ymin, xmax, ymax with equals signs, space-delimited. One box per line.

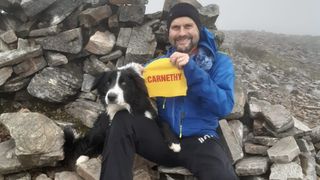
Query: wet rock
xmin=65 ymin=98 xmax=104 ymax=128
xmin=0 ymin=112 xmax=64 ymax=174
xmin=0 ymin=29 xmax=17 ymax=44
xmin=267 ymin=136 xmax=300 ymax=163
xmin=79 ymin=5 xmax=112 ymax=28
xmin=219 ymin=119 xmax=244 ymax=164
xmin=28 ymin=25 xmax=61 ymax=37
xmin=269 ymin=162 xmax=303 ymax=180
xmin=0 ymin=66 xmax=13 ymax=86
xmin=235 ymin=156 xmax=269 ymax=176
xmin=76 ymin=158 xmax=101 ymax=180
xmin=118 ymin=5 xmax=145 ymax=24
xmin=0 ymin=45 xmax=42 ymax=68
xmin=36 ymin=28 xmax=83 ymax=54
xmin=21 ymin=0 xmax=56 ymax=17
xmin=27 ymin=65 xmax=83 ymax=103
xmin=45 ymin=51 xmax=68 ymax=67
xmin=85 ymin=31 xmax=115 ymax=55
xmin=125 ymin=25 xmax=157 ymax=64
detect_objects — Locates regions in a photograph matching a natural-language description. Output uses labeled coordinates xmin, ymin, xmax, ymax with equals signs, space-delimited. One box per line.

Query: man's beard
xmin=173 ymin=36 xmax=196 ymax=53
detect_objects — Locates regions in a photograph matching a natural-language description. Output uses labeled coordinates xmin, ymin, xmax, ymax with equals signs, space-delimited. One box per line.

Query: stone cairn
xmin=0 ymin=0 xmax=319 ymax=180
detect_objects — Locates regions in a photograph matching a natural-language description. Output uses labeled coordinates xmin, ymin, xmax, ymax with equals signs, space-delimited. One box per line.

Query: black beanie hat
xmin=167 ymin=3 xmax=201 ymax=30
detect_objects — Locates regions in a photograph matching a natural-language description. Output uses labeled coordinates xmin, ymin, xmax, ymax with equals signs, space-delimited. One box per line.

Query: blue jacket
xmin=155 ymin=27 xmax=235 ymax=138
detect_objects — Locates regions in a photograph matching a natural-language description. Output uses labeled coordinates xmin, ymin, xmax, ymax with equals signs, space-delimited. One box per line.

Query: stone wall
xmin=0 ymin=0 xmax=319 ymax=180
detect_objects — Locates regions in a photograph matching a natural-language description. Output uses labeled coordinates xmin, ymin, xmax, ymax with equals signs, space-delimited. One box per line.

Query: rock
xmin=28 ymin=25 xmax=61 ymax=37
xmin=0 ymin=112 xmax=64 ymax=173
xmin=228 ymin=120 xmax=244 ymax=147
xmin=83 ymin=56 xmax=110 ymax=76
xmin=35 ymin=174 xmax=52 ymax=180
xmin=225 ymin=76 xmax=246 ymax=120
xmin=0 ymin=140 xmax=23 ymax=175
xmin=27 ymin=65 xmax=83 ymax=103
xmin=65 ymin=98 xmax=104 ymax=128
xmin=244 ymin=142 xmax=269 ymax=156
xmin=108 ymin=14 xmax=119 ymax=29
xmin=251 ymin=136 xmax=279 ymax=147
xmin=263 ymin=104 xmax=294 ymax=133
xmin=0 ymin=29 xmax=17 ymax=44
xmin=45 ymin=51 xmax=68 ymax=67
xmin=4 ymin=172 xmax=31 ymax=180
xmin=109 ymin=0 xmax=147 ymax=5
xmin=116 ymin=28 xmax=132 ymax=49
xmin=118 ymin=5 xmax=145 ymax=24
xmin=55 ymin=171 xmax=83 ymax=180
xmin=0 ymin=39 xmax=10 ymax=52
xmin=21 ymin=0 xmax=57 ymax=17
xmin=81 ymin=74 xmax=96 ymax=93
xmin=125 ymin=25 xmax=157 ymax=64
xmin=267 ymin=136 xmax=300 ymax=163
xmin=36 ymin=28 xmax=83 ymax=54
xmin=219 ymin=119 xmax=244 ymax=164
xmin=235 ymin=156 xmax=269 ymax=176
xmin=41 ymin=0 xmax=83 ymax=26
xmin=269 ymin=162 xmax=303 ymax=180
xmin=199 ymin=4 xmax=219 ymax=29
xmin=0 ymin=77 xmax=31 ymax=93
xmin=0 ymin=46 xmax=42 ymax=68
xmin=133 ymin=169 xmax=152 ymax=180
xmin=35 ymin=174 xmax=51 ymax=180
xmin=311 ymin=125 xmax=320 ymax=143
xmin=99 ymin=50 xmax=123 ymax=63
xmin=0 ymin=66 xmax=13 ymax=86
xmin=12 ymin=56 xmax=47 ymax=81
xmin=300 ymin=153 xmax=317 ymax=180
xmin=79 ymin=5 xmax=112 ymax=28
xmin=76 ymin=158 xmax=101 ymax=180
xmin=85 ymin=31 xmax=115 ymax=55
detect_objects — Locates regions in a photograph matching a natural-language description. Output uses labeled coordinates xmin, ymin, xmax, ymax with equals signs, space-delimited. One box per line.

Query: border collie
xmin=63 ymin=63 xmax=180 ymax=167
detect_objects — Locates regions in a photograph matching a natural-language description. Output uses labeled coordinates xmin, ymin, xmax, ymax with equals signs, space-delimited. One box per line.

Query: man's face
xmin=168 ymin=17 xmax=200 ymax=53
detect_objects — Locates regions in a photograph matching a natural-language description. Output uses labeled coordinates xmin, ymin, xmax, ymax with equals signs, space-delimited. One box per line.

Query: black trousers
xmin=100 ymin=110 xmax=238 ymax=180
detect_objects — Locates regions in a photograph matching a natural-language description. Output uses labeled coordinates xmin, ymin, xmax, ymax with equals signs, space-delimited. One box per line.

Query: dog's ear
xmin=127 ymin=68 xmax=149 ymax=95
xmin=91 ymin=71 xmax=110 ymax=91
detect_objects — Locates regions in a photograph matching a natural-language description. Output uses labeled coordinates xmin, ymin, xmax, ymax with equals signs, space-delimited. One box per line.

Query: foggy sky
xmin=146 ymin=0 xmax=320 ymax=36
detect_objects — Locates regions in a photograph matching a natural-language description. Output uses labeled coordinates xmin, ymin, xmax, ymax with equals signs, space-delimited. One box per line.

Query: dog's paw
xmin=76 ymin=155 xmax=90 ymax=165
xmin=169 ymin=143 xmax=181 ymax=152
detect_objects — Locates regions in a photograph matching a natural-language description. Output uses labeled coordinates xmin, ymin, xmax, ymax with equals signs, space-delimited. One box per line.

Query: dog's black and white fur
xmin=63 ymin=63 xmax=180 ymax=167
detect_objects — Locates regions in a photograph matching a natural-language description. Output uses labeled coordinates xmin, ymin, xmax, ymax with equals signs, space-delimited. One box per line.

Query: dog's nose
xmin=107 ymin=93 xmax=117 ymax=103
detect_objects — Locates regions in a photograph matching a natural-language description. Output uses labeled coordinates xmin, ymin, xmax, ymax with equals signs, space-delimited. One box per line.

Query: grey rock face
xmin=0 ymin=112 xmax=64 ymax=174
xmin=118 ymin=5 xmax=145 ymax=24
xmin=263 ymin=104 xmax=293 ymax=133
xmin=65 ymin=99 xmax=104 ymax=128
xmin=199 ymin=4 xmax=219 ymax=29
xmin=267 ymin=136 xmax=300 ymax=163
xmin=219 ymin=119 xmax=244 ymax=164
xmin=0 ymin=46 xmax=42 ymax=68
xmin=0 ymin=66 xmax=13 ymax=86
xmin=12 ymin=56 xmax=47 ymax=81
xmin=21 ymin=0 xmax=57 ymax=17
xmin=0 ymin=140 xmax=23 ymax=175
xmin=85 ymin=31 xmax=115 ymax=55
xmin=55 ymin=171 xmax=83 ymax=180
xmin=36 ymin=28 xmax=82 ymax=54
xmin=27 ymin=65 xmax=83 ymax=103
xmin=79 ymin=5 xmax=113 ymax=28
xmin=0 ymin=29 xmax=18 ymax=44
xmin=116 ymin=28 xmax=132 ymax=49
xmin=28 ymin=25 xmax=61 ymax=37
xmin=269 ymin=162 xmax=303 ymax=180
xmin=76 ymin=158 xmax=101 ymax=180
xmin=0 ymin=77 xmax=31 ymax=93
xmin=125 ymin=25 xmax=157 ymax=64
xmin=45 ymin=52 xmax=68 ymax=67
xmin=225 ymin=77 xmax=246 ymax=120
xmin=235 ymin=156 xmax=269 ymax=176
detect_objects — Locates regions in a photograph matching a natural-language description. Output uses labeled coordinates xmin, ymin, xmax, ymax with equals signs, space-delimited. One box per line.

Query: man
xmin=100 ymin=3 xmax=237 ymax=180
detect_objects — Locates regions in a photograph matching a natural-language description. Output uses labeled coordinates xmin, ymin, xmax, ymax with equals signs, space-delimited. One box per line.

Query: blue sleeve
xmin=183 ymin=53 xmax=235 ymax=118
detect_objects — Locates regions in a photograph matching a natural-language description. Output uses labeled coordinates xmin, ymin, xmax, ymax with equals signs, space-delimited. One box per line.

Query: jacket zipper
xmin=179 ymin=111 xmax=185 ymax=139
xmin=162 ymin=98 xmax=166 ymax=109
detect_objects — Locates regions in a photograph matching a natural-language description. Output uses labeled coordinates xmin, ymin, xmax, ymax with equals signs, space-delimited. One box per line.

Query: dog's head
xmin=94 ymin=63 xmax=149 ymax=119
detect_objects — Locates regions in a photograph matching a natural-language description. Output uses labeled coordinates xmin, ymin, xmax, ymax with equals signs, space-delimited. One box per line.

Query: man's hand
xmin=170 ymin=52 xmax=189 ymax=69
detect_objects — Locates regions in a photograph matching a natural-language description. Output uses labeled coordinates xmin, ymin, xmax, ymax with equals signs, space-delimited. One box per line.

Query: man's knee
xmin=109 ymin=110 xmax=133 ymax=136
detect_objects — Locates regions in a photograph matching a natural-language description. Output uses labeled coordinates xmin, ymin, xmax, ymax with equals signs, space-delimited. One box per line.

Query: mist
xmin=146 ymin=0 xmax=320 ymax=36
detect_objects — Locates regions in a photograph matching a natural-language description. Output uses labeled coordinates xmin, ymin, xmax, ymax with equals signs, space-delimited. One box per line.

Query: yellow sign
xmin=143 ymin=58 xmax=187 ymax=97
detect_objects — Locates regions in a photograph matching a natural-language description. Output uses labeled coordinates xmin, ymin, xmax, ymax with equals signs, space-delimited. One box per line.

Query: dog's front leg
xmin=159 ymin=121 xmax=181 ymax=152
